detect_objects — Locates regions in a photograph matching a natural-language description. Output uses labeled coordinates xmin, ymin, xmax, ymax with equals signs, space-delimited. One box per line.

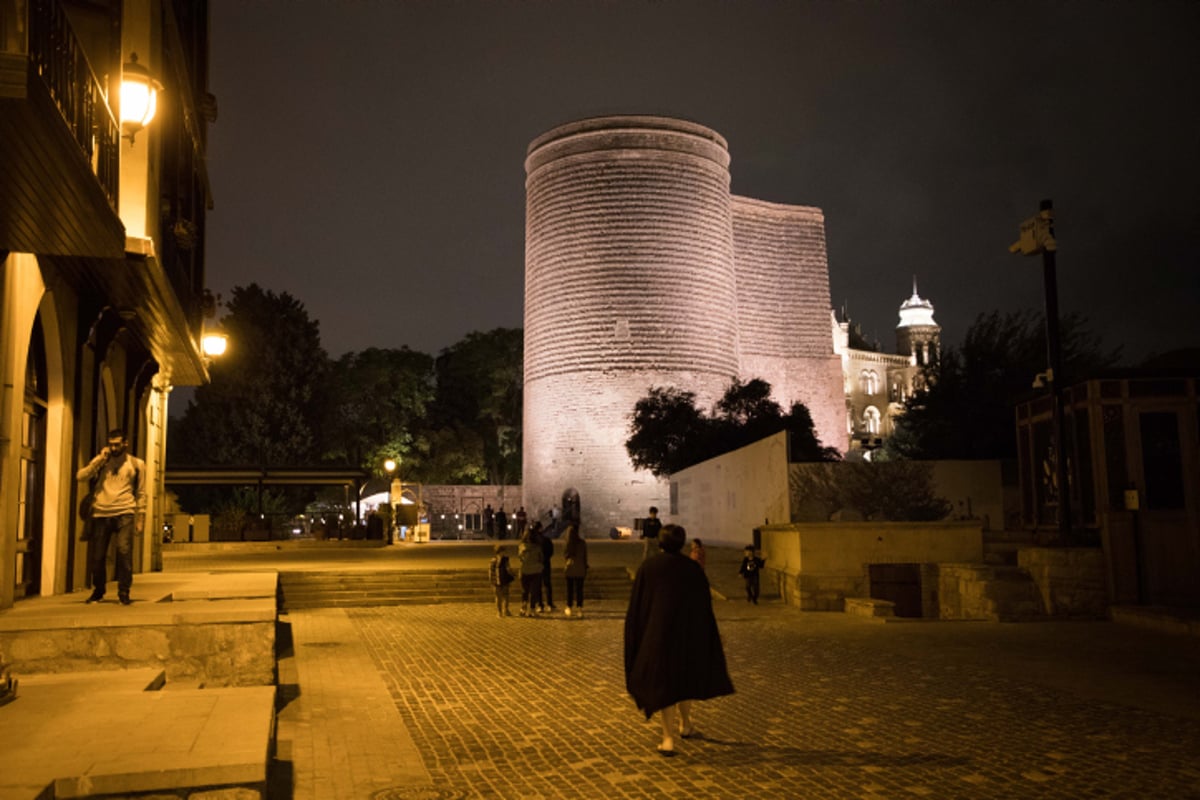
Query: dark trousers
xmin=541 ymin=566 xmax=554 ymax=608
xmin=89 ymin=514 xmax=134 ymax=597
xmin=566 ymin=576 xmax=585 ymax=608
xmin=520 ymin=574 xmax=543 ymax=610
xmin=744 ymin=574 xmax=760 ymax=603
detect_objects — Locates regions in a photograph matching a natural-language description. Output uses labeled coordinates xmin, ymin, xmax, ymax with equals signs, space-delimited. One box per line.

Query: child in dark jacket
xmin=738 ymin=545 xmax=765 ymax=604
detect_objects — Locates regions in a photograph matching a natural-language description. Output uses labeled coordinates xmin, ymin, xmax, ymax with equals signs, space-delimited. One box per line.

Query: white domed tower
xmin=523 ymin=116 xmax=738 ymax=534
xmin=896 ymin=278 xmax=940 ymax=365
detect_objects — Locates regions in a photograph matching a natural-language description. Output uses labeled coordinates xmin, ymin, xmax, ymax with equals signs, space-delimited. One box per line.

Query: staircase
xmin=982 ymin=566 xmax=1048 ymax=621
xmin=279 ymin=566 xmax=633 ymax=611
xmin=938 ymin=562 xmax=1048 ymax=621
xmin=983 ymin=529 xmax=1036 ymax=566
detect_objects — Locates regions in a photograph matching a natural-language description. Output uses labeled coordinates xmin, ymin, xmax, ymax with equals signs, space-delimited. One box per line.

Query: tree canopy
xmin=887 ymin=309 xmax=1121 ymax=460
xmin=626 ymin=378 xmax=839 ymax=477
xmin=169 ymin=285 xmax=524 ymax=514
xmin=171 ymin=284 xmax=328 ymax=467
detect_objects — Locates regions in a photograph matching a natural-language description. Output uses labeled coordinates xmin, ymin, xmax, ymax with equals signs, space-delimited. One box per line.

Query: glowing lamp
xmin=201 ymin=332 xmax=228 ymax=357
xmin=120 ymin=53 xmax=161 ymax=142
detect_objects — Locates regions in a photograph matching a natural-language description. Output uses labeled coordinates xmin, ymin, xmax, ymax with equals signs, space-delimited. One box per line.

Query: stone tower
xmin=523 ymin=116 xmax=844 ymax=534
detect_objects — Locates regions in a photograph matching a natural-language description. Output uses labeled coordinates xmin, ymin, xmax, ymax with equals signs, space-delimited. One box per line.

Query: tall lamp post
xmin=384 ymin=459 xmax=399 ymax=544
xmin=1010 ymin=199 xmax=1073 ymax=543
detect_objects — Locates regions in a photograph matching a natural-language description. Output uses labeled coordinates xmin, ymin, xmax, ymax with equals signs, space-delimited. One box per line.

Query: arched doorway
xmin=15 ymin=316 xmax=48 ymax=599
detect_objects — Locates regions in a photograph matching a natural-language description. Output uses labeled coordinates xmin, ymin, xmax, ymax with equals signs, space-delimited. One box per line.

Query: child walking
xmin=738 ymin=545 xmax=765 ymax=604
xmin=489 ymin=544 xmax=514 ymax=618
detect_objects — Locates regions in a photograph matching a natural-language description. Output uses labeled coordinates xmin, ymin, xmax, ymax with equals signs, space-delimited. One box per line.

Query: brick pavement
xmin=277 ymin=609 xmax=429 ymax=799
xmin=337 ymin=601 xmax=1200 ymax=800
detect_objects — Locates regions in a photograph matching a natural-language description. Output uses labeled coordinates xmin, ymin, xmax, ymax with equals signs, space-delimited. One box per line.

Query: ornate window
xmin=859 ymin=369 xmax=879 ymax=395
xmin=863 ymin=406 xmax=881 ymax=435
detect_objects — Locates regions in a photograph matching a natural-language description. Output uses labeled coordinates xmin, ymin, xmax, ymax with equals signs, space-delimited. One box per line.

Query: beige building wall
xmin=669 ymin=432 xmax=791 ymax=548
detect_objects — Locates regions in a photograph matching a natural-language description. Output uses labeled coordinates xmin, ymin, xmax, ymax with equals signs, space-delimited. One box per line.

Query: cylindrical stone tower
xmin=523 ymin=116 xmax=738 ymax=535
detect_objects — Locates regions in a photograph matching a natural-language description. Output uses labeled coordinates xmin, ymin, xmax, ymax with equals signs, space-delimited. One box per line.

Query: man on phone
xmin=76 ymin=429 xmax=145 ymax=605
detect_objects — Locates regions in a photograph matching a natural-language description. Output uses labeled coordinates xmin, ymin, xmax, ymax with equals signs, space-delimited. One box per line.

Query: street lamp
xmin=119 ymin=53 xmax=161 ymax=143
xmin=384 ymin=459 xmax=399 ymax=544
xmin=201 ymin=332 xmax=227 ymax=358
xmin=1011 ymin=199 xmax=1073 ymax=543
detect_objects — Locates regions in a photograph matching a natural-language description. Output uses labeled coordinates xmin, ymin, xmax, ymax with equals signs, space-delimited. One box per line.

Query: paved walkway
xmin=304 ymin=603 xmax=1199 ymax=799
xmin=4 ymin=539 xmax=1199 ymax=798
xmin=162 ymin=541 xmax=1200 ymax=799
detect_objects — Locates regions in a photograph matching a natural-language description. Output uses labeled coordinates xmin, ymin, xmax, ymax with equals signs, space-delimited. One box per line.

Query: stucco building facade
xmin=0 ymin=0 xmax=215 ymax=609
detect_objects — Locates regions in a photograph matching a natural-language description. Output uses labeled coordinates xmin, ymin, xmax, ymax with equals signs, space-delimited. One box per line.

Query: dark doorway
xmin=16 ymin=316 xmax=48 ymax=599
xmin=868 ymin=563 xmax=922 ymax=618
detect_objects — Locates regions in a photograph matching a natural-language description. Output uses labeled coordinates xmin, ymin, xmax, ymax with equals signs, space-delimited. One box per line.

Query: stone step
xmin=278 ymin=567 xmax=633 ymax=611
xmin=0 ymin=669 xmax=274 ymax=799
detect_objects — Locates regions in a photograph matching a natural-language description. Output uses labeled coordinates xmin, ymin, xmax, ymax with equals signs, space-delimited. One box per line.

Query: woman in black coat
xmin=624 ymin=524 xmax=734 ymax=756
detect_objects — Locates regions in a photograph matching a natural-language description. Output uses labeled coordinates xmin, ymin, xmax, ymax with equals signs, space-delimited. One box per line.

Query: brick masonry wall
xmin=732 ymin=196 xmax=845 ymax=450
xmin=523 ymin=116 xmax=849 ymax=534
xmin=524 ymin=118 xmax=737 ymax=535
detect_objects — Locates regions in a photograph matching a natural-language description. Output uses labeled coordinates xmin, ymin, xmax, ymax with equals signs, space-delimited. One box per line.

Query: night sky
xmin=205 ymin=1 xmax=1199 ymax=365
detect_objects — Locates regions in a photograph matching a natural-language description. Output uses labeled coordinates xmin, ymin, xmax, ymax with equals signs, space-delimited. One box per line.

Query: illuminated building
xmin=0 ymin=0 xmax=216 ymax=608
xmin=834 ymin=281 xmax=941 ymax=456
xmin=523 ymin=116 xmax=844 ymax=534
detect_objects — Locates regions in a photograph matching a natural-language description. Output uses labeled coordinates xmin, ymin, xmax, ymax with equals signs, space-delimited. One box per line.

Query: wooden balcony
xmin=0 ymin=0 xmax=124 ymax=258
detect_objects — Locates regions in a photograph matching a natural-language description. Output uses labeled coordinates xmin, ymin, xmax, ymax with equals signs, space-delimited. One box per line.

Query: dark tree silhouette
xmin=888 ymin=309 xmax=1121 ymax=460
xmin=626 ymin=379 xmax=838 ymax=477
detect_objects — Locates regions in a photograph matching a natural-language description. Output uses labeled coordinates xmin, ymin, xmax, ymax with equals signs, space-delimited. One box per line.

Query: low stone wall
xmin=761 ymin=521 xmax=983 ymax=611
xmin=1018 ymin=546 xmax=1109 ymax=617
xmin=935 ymin=563 xmax=994 ymax=620
xmin=0 ymin=614 xmax=275 ymax=686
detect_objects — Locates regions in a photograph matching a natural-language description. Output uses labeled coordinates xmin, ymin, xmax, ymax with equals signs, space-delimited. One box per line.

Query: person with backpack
xmin=76 ymin=428 xmax=145 ymax=605
xmin=488 ymin=545 xmax=515 ymax=618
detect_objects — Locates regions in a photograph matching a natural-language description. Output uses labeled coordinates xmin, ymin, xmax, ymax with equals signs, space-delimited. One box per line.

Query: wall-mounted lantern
xmin=201 ymin=332 xmax=228 ymax=358
xmin=120 ymin=52 xmax=162 ymax=143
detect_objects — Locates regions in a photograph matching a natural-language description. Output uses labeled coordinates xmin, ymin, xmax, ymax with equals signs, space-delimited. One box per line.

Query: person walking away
xmin=540 ymin=525 xmax=557 ymax=612
xmin=738 ymin=545 xmax=766 ymax=604
xmin=518 ymin=523 xmax=545 ymax=616
xmin=640 ymin=506 xmax=662 ymax=561
xmin=484 ymin=504 xmax=495 ymax=538
xmin=495 ymin=506 xmax=509 ymax=540
xmin=562 ymin=524 xmax=589 ymax=617
xmin=689 ymin=538 xmax=707 ymax=571
xmin=625 ymin=524 xmax=734 ymax=756
xmin=489 ymin=545 xmax=515 ymax=617
xmin=76 ymin=429 xmax=145 ymax=605
xmin=515 ymin=506 xmax=528 ymax=537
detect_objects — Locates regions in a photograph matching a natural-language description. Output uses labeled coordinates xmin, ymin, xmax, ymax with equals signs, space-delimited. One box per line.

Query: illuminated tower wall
xmin=731 ymin=196 xmax=846 ymax=448
xmin=523 ymin=116 xmax=845 ymax=534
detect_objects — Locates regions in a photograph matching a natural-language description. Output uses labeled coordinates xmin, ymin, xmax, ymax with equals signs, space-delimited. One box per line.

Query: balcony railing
xmin=8 ymin=0 xmax=120 ymax=209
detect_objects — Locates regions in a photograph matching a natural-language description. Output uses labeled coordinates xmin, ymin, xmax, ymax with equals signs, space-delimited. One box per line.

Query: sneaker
xmin=119 ymin=595 xmax=132 ymax=606
xmin=575 ymin=609 xmax=584 ymax=619
xmin=85 ymin=592 xmax=104 ymax=604
xmin=564 ymin=607 xmax=572 ymax=617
